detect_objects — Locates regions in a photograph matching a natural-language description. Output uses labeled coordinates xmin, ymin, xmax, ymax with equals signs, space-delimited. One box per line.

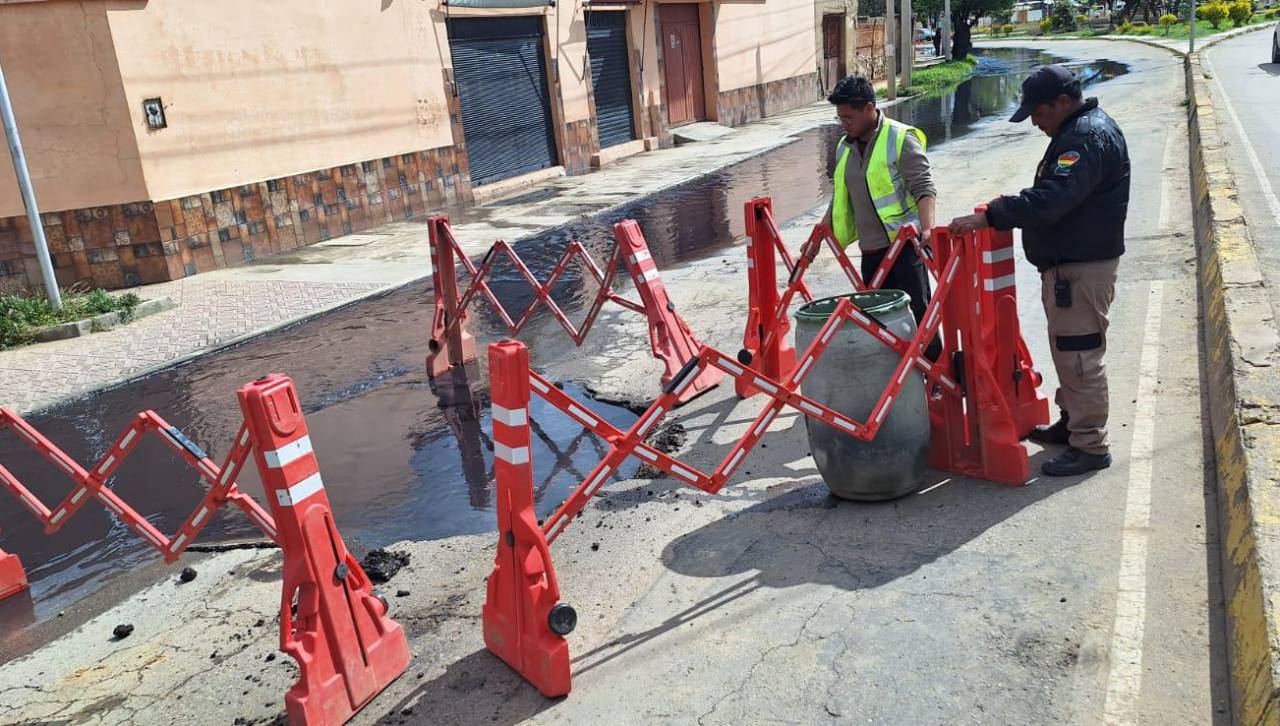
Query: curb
xmin=1185 ymin=38 xmax=1280 ymax=726
xmin=977 ymin=22 xmax=1269 ymax=55
xmin=30 ymin=297 xmax=176 ymax=342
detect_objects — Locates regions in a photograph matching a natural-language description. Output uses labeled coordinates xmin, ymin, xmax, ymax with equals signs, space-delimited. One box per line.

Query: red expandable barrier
xmin=481 ymin=289 xmax=955 ymax=692
xmin=1 ymin=376 xmax=410 ymax=725
xmin=482 ymin=341 xmax=574 ymax=698
xmin=424 ymin=215 xmax=721 ymax=403
xmin=427 ymin=216 xmax=478 ymax=378
xmin=978 ymin=222 xmax=1050 ymax=437
xmin=239 ymin=375 xmax=411 ymax=724
xmin=924 ymin=222 xmax=1049 ymax=485
xmin=480 ymin=215 xmax=1052 ymax=696
xmin=0 ymin=545 xmax=26 ymax=600
xmin=613 ymin=220 xmax=722 ymax=401
xmin=0 ymin=408 xmax=278 ymax=569
xmin=739 ymin=201 xmax=933 ymax=391
xmin=738 ymin=198 xmax=798 ymax=397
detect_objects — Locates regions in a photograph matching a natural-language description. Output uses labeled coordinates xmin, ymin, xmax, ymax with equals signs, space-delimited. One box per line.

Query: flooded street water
xmin=0 ymin=47 xmax=1128 ymax=637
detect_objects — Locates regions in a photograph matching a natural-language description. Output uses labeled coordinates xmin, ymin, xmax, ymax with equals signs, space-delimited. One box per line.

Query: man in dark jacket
xmin=948 ymin=64 xmax=1130 ymax=477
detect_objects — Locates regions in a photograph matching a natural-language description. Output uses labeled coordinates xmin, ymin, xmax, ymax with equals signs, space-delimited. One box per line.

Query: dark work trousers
xmin=860 ymin=245 xmax=942 ymax=361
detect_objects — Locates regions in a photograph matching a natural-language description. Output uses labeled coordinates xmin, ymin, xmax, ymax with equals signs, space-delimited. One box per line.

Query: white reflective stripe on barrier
xmin=629 ymin=250 xmax=652 ymax=265
xmin=71 ymin=487 xmax=87 ymax=504
xmin=567 ymin=404 xmax=599 ymax=427
xmin=192 ymin=506 xmax=209 ymax=526
xmin=495 ymin=442 xmax=530 ymax=466
xmin=984 ymin=274 xmax=1017 ymax=292
xmin=275 ymin=472 xmax=325 ymax=507
xmin=170 ymin=533 xmax=188 ymax=553
xmin=264 ymin=435 xmax=313 ymax=469
xmin=641 ymin=268 xmax=660 ymax=282
xmin=50 ymin=508 xmax=66 ymax=525
xmin=982 ymin=247 xmax=1016 ymax=264
xmin=119 ymin=429 xmax=138 ymax=449
xmin=492 ymin=404 xmax=529 ymax=427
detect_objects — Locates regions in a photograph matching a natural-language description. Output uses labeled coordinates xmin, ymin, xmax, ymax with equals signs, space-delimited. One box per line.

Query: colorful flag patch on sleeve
xmin=1056 ymin=151 xmax=1082 ymax=170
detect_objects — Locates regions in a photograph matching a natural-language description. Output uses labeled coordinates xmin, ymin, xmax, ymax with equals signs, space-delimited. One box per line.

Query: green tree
xmin=945 ymin=0 xmax=1017 ymax=59
xmin=1040 ymin=17 xmax=1054 ymax=33
xmin=1051 ymin=0 xmax=1080 ymax=29
xmin=1227 ymin=0 xmax=1253 ymax=25
xmin=1158 ymin=12 xmax=1178 ymax=33
xmin=1202 ymin=2 xmax=1228 ymax=28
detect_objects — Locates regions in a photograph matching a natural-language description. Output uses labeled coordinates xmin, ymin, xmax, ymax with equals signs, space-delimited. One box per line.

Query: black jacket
xmin=985 ymin=98 xmax=1130 ymax=272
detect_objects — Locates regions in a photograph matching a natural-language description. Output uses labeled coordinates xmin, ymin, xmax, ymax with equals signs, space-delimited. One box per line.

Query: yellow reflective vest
xmin=832 ymin=118 xmax=928 ymax=248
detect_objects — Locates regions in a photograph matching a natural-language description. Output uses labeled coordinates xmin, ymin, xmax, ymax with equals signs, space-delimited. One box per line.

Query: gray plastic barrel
xmin=794 ymin=291 xmax=930 ymax=501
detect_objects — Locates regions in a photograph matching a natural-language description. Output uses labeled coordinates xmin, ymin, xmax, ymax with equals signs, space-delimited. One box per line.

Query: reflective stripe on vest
xmin=832 ymin=119 xmax=928 ymax=248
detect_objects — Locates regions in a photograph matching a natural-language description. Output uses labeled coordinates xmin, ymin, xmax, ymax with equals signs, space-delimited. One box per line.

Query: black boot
xmin=1042 ymin=447 xmax=1112 ymax=477
xmin=1028 ymin=412 xmax=1070 ymax=446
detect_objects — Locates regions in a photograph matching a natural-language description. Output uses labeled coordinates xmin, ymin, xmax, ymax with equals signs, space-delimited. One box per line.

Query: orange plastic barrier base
xmin=483 ymin=341 xmax=573 ymax=698
xmin=239 ymin=375 xmax=412 ymax=725
xmin=0 ymin=548 xmax=27 ymax=601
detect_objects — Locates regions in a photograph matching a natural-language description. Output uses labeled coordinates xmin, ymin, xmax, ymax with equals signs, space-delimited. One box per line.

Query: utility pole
xmin=943 ymin=0 xmax=952 ymax=59
xmin=901 ymin=0 xmax=913 ymax=88
xmin=886 ymin=0 xmax=898 ymax=100
xmin=1189 ymin=0 xmax=1197 ymax=53
xmin=0 ymin=55 xmax=60 ymax=310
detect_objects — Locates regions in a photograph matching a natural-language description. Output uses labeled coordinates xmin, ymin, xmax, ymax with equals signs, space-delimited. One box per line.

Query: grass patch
xmin=899 ymin=55 xmax=979 ymax=97
xmin=0 ymin=287 xmax=140 ymax=350
xmin=1156 ymin=15 xmax=1273 ymax=40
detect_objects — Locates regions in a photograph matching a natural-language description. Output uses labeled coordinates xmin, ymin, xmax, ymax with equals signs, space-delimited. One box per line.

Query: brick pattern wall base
xmin=0 ymin=145 xmax=473 ymax=292
xmin=717 ymin=72 xmax=822 ymax=128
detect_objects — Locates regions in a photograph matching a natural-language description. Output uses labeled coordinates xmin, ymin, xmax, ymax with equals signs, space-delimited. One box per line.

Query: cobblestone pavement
xmin=0 ymin=277 xmax=386 ymax=414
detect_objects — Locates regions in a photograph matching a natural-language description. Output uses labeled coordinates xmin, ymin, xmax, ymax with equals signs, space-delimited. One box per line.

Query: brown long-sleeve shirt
xmin=828 ymin=112 xmax=936 ymax=252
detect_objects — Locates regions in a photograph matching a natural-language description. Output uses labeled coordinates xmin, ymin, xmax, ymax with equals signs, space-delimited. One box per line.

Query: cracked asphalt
xmin=0 ymin=39 xmax=1231 ymax=724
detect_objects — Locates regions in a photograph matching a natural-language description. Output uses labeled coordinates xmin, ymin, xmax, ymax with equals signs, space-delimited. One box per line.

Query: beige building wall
xmin=629 ymin=3 xmax=665 ymax=137
xmin=105 ymin=0 xmax=456 ymax=202
xmin=713 ymin=0 xmax=819 ymax=92
xmin=555 ymin=2 xmax=592 ymax=124
xmin=0 ymin=0 xmax=147 ymax=219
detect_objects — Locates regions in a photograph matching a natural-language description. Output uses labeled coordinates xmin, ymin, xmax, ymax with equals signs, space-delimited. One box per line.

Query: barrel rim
xmin=795 ymin=290 xmax=910 ymax=322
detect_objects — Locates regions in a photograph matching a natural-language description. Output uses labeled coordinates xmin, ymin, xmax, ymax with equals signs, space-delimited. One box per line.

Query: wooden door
xmin=660 ymin=4 xmax=706 ymax=126
xmin=822 ymin=15 xmax=845 ymax=93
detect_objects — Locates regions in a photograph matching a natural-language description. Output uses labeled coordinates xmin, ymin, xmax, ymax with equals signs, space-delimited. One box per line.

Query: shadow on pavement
xmin=375 ymin=649 xmax=556 ymax=726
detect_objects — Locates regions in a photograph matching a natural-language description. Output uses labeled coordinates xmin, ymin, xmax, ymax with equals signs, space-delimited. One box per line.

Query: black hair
xmin=827 ymin=75 xmax=876 ymax=107
xmin=1063 ymin=79 xmax=1083 ymax=101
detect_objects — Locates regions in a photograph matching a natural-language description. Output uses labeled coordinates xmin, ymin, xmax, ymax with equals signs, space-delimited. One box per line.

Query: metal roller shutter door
xmin=586 ymin=12 xmax=638 ymax=149
xmin=448 ymin=17 xmax=558 ymax=187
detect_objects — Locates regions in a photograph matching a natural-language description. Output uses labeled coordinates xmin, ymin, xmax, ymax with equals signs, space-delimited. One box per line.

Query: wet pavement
xmin=0 ymin=47 xmax=1129 ymax=640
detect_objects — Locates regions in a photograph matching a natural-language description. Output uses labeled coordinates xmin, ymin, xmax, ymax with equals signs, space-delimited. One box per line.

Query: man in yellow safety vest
xmin=821 ymin=75 xmax=939 ymax=358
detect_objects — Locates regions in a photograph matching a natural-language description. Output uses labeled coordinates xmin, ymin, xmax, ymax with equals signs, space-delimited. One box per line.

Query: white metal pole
xmin=0 ymin=56 xmax=60 ymax=309
xmin=943 ymin=0 xmax=952 ymax=58
xmin=1189 ymin=0 xmax=1197 ymax=53
xmin=901 ymin=0 xmax=913 ymax=87
xmin=887 ymin=0 xmax=898 ymax=100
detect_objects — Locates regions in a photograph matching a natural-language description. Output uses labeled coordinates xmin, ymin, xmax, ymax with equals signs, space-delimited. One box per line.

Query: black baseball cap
xmin=1010 ymin=64 xmax=1080 ymax=122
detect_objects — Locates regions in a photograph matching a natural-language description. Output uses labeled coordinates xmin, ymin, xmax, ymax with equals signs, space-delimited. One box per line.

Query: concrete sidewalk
xmin=0 ymin=98 xmax=842 ymax=416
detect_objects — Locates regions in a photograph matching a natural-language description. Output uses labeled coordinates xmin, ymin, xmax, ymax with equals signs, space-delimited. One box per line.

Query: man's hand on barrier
xmin=948 ymin=212 xmax=990 ymax=234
